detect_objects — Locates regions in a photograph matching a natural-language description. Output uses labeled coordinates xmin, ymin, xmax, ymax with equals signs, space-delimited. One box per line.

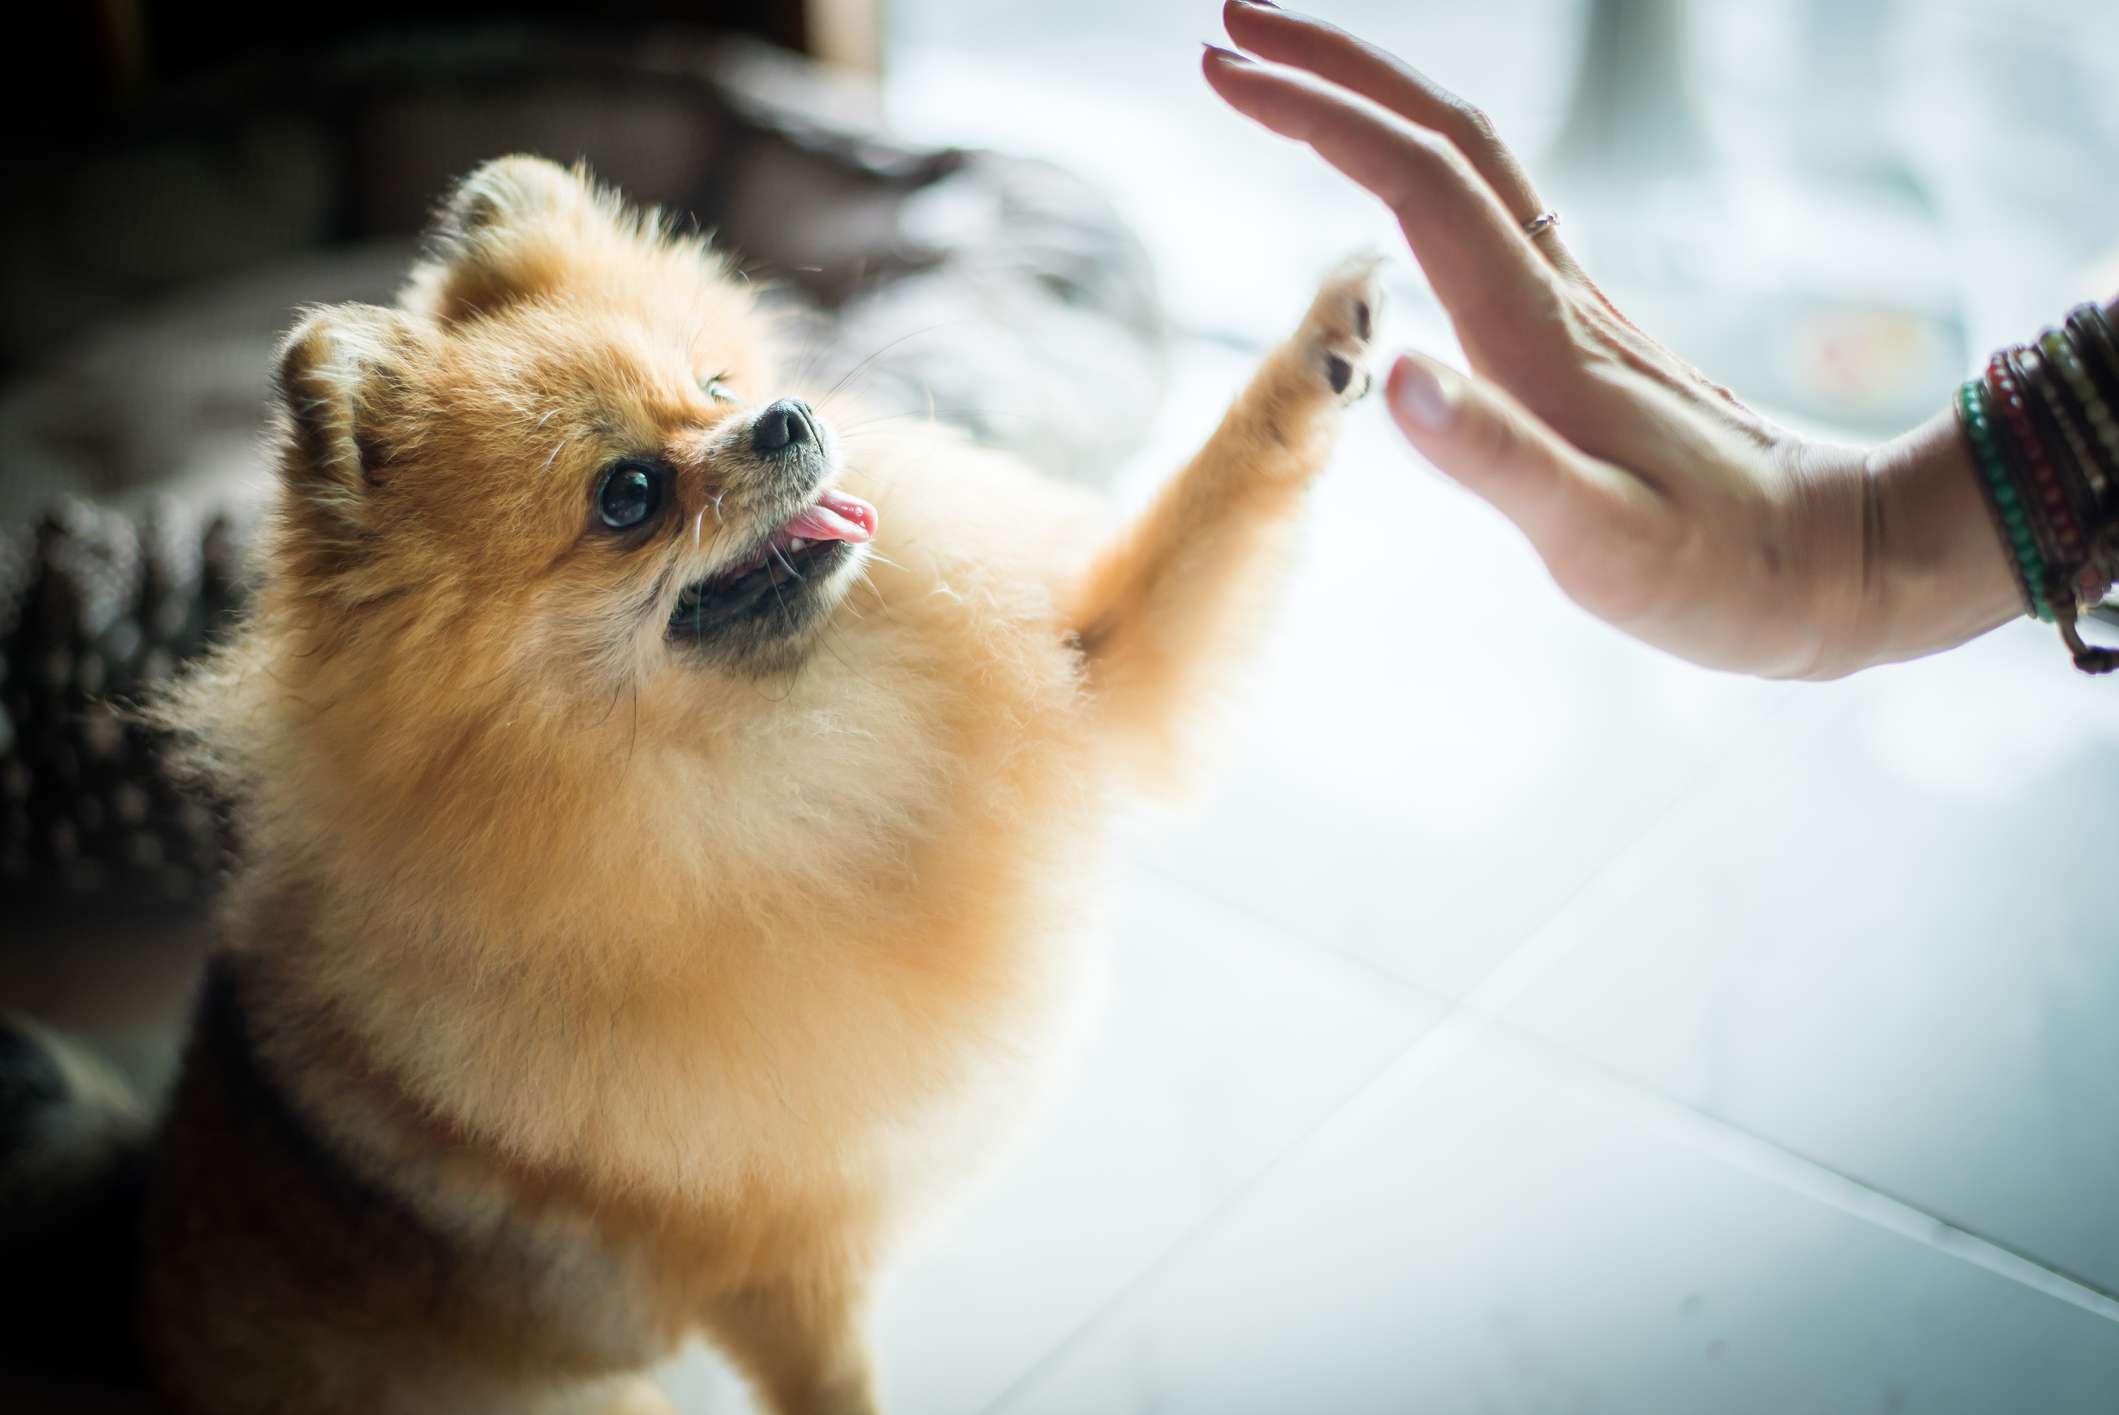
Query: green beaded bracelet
xmin=1958 ymin=379 xmax=2052 ymax=620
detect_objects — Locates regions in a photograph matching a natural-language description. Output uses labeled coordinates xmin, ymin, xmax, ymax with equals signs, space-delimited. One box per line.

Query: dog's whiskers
xmin=812 ymin=323 xmax=964 ymax=410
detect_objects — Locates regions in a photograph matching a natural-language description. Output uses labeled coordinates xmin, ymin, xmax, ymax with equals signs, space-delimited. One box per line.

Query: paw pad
xmin=1325 ymin=354 xmax=1354 ymax=396
xmin=1302 ymin=254 xmax=1385 ymax=405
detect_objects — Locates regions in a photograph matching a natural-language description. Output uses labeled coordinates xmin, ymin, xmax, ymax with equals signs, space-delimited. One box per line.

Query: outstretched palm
xmin=1205 ymin=0 xmax=2019 ymax=678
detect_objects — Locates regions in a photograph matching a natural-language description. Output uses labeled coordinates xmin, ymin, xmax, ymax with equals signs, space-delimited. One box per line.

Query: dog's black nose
xmin=751 ymin=399 xmax=816 ymax=455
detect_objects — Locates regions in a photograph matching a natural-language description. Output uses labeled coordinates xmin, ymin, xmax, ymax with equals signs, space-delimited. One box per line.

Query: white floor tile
xmin=998 ymin=1032 xmax=2119 ymax=1415
xmin=1502 ymin=623 xmax=2119 ymax=1295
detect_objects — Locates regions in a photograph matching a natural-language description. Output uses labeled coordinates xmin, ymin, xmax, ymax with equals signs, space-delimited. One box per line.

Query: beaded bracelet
xmin=1987 ymin=352 xmax=2081 ymax=583
xmin=2038 ymin=332 xmax=2118 ymax=500
xmin=1956 ymin=381 xmax=2047 ymax=621
xmin=1955 ymin=301 xmax=2119 ymax=674
xmin=2019 ymin=343 xmax=2105 ymax=513
xmin=2066 ymin=305 xmax=2119 ymax=413
xmin=2002 ymin=348 xmax=2102 ymax=600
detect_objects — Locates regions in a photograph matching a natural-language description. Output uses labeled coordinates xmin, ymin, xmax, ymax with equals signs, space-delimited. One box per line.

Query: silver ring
xmin=1522 ymin=210 xmax=1560 ymax=239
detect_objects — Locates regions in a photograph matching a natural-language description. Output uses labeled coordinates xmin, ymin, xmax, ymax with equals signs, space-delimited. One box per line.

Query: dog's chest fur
xmin=178 ymin=501 xmax=1108 ymax=1368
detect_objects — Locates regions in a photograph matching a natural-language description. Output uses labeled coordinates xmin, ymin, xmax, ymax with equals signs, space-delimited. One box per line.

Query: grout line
xmin=1125 ymin=853 xmax=1457 ymax=1015
xmin=1132 ymin=669 xmax=1835 ymax=1021
xmin=981 ymin=825 xmax=1674 ymax=1415
xmin=986 ymin=967 xmax=2117 ymax=1412
xmin=976 ymin=1001 xmax=1465 ymax=1413
xmin=1369 ymin=684 xmax=2119 ymax=1319
xmin=1498 ymin=1024 xmax=2119 ymax=1323
xmin=1420 ymin=685 xmax=1840 ymax=1005
xmin=1406 ymin=689 xmax=2119 ymax=1317
xmin=982 ymin=696 xmax=1831 ymax=1410
xmin=987 ymin=686 xmax=2116 ymax=1409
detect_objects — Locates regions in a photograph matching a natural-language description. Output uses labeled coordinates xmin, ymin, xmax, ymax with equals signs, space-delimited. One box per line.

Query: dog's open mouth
xmin=667 ymin=486 xmax=878 ymax=641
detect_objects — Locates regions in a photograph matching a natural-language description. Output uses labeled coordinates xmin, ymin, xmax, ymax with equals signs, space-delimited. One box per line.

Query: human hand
xmin=1204 ymin=0 xmax=2022 ymax=678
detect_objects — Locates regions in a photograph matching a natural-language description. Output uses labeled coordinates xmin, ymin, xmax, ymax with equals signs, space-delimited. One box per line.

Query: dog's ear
xmin=400 ymin=155 xmax=602 ymax=323
xmin=272 ymin=303 xmax=428 ymax=545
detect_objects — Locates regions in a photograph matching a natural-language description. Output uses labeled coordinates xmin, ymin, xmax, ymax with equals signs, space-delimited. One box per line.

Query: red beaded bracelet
xmin=2000 ymin=348 xmax=2101 ymax=601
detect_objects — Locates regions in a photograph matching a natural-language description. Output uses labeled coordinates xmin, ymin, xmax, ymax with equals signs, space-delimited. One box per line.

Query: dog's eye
xmin=700 ymin=373 xmax=739 ymax=405
xmin=596 ymin=460 xmax=665 ymax=531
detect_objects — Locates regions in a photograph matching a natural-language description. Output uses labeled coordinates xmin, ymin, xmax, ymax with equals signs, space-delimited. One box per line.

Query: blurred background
xmin=885 ymin=0 xmax=2119 ymax=434
xmin=5 ymin=1 xmax=2119 ymax=1411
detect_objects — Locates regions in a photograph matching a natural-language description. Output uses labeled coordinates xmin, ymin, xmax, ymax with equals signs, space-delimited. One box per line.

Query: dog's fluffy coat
xmin=139 ymin=156 xmax=1378 ymax=1415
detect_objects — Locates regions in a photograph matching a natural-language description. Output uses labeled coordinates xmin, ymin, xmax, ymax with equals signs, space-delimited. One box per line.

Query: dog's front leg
xmin=703 ymin=1275 xmax=880 ymax=1415
xmin=1065 ymin=256 xmax=1381 ymax=737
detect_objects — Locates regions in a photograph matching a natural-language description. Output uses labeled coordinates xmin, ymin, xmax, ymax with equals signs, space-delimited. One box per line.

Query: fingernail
xmin=1390 ymin=355 xmax=1456 ymax=431
xmin=1201 ymin=41 xmax=1250 ymax=63
xmin=1231 ymin=0 xmax=1281 ymax=9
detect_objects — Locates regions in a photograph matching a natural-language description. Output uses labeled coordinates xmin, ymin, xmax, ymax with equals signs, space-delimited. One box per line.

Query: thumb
xmin=1384 ymin=352 xmax=1619 ymax=549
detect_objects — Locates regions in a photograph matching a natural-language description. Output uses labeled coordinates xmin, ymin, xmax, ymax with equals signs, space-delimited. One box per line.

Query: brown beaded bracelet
xmin=2066 ymin=305 xmax=2119 ymax=414
xmin=2037 ymin=332 xmax=2117 ymax=504
xmin=1999 ymin=348 xmax=2097 ymax=597
xmin=1958 ymin=301 xmax=2119 ymax=674
xmin=1987 ymin=354 xmax=2081 ymax=581
xmin=2019 ymin=343 xmax=2104 ymax=518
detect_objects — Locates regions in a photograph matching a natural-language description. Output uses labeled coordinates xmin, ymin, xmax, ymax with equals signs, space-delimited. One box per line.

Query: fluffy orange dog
xmin=141 ymin=156 xmax=1377 ymax=1414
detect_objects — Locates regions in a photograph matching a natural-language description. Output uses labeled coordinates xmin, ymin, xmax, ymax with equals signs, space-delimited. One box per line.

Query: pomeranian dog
xmin=102 ymin=155 xmax=1377 ymax=1414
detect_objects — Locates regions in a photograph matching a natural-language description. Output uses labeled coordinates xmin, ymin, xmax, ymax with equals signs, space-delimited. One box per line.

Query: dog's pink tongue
xmin=785 ymin=488 xmax=877 ymax=543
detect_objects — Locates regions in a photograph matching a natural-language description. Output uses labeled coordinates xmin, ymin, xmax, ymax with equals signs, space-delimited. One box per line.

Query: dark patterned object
xmin=0 ymin=500 xmax=250 ymax=913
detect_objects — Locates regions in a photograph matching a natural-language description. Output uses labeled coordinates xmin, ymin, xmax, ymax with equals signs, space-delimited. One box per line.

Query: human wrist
xmin=1856 ymin=407 xmax=2023 ymax=669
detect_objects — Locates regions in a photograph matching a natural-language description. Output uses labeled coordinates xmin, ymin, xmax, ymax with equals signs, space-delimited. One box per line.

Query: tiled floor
xmin=1502 ymin=633 xmax=2119 ymax=1297
xmin=996 ymin=1039 xmax=2119 ymax=1415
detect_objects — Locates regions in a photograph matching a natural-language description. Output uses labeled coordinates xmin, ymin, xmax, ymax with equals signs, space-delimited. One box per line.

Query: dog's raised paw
xmin=1300 ymin=253 xmax=1385 ymax=404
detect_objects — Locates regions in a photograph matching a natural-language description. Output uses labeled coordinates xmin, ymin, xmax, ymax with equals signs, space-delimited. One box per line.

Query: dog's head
xmin=272 ymin=155 xmax=876 ymax=691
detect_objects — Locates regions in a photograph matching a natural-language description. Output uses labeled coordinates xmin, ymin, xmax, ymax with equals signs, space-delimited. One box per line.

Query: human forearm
xmin=1858 ymin=408 xmax=2023 ymax=670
